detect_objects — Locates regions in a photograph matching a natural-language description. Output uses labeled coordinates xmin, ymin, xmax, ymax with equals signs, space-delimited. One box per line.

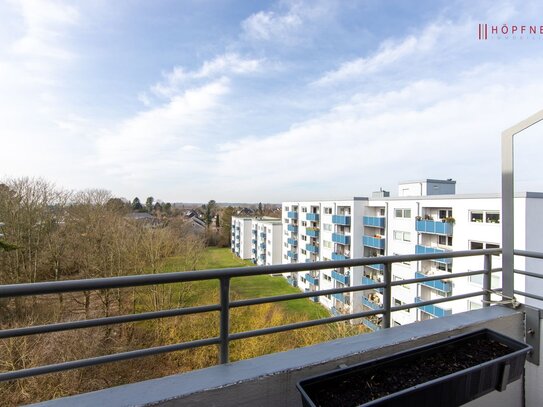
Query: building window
xmin=285 ymin=206 xmax=289 ymax=211
xmin=486 ymin=212 xmax=500 ymax=224
xmin=438 ymin=235 xmax=453 ymax=246
xmin=301 ymin=207 xmax=307 ymax=213
xmin=470 ymin=210 xmax=499 ymax=224
xmin=394 ymin=208 xmax=412 ymax=218
xmin=469 ymin=300 xmax=483 ymax=311
xmin=323 ymin=240 xmax=332 ymax=249
xmin=470 ymin=241 xmax=500 ymax=256
xmin=301 ymin=221 xmax=307 ymax=227
xmin=393 ymin=231 xmax=411 ymax=242
xmin=301 ymin=235 xmax=307 ymax=241
xmin=301 ymin=249 xmax=307 ymax=255
xmin=324 ymin=207 xmax=332 ymax=214
xmin=324 ymin=274 xmax=331 ymax=281
xmin=323 ymin=223 xmax=332 ymax=231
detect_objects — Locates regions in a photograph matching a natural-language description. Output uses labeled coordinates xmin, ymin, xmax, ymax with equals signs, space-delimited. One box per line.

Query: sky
xmin=1 ymin=0 xmax=542 ymax=203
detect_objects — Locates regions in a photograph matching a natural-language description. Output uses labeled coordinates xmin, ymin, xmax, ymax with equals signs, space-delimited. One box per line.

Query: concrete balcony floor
xmin=34 ymin=306 xmax=540 ymax=407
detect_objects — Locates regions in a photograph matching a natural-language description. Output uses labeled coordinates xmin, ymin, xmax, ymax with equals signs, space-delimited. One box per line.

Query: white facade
xmin=281 ymin=182 xmax=543 ymax=330
xmin=231 ymin=216 xmax=282 ymax=265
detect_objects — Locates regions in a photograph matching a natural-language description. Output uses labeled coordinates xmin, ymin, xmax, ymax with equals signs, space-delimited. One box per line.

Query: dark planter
xmin=297 ymin=329 xmax=531 ymax=407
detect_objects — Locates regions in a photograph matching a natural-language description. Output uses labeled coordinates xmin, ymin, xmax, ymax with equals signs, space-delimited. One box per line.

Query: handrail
xmin=0 ymin=247 xmax=532 ymax=383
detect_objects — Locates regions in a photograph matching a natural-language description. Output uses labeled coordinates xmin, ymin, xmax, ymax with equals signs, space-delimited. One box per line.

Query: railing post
xmin=483 ymin=254 xmax=492 ymax=307
xmin=219 ymin=277 xmax=230 ymax=364
xmin=382 ymin=262 xmax=391 ymax=329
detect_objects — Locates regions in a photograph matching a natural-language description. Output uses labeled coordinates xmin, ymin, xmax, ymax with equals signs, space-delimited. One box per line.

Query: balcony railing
xmin=362 ymin=318 xmax=381 ymax=332
xmin=306 ymin=213 xmax=319 ymax=221
xmin=287 ymin=211 xmax=298 ymax=219
xmin=415 ymin=244 xmax=452 ymax=265
xmin=287 ymin=250 xmax=297 ymax=260
xmin=331 ymin=252 xmax=349 ymax=260
xmin=362 ymin=276 xmax=384 ymax=294
xmin=415 ymin=297 xmax=452 ymax=318
xmin=287 ymin=238 xmax=298 ymax=246
xmin=332 ymin=232 xmax=351 ymax=245
xmin=366 ymin=262 xmax=384 ymax=271
xmin=304 ymin=273 xmax=319 ymax=286
xmin=331 ymin=270 xmax=350 ymax=285
xmin=363 ymin=216 xmax=385 ymax=228
xmin=331 ymin=214 xmax=351 ymax=225
xmin=415 ymin=272 xmax=452 ymax=293
xmin=2 ymin=247 xmax=537 ymax=386
xmin=415 ymin=220 xmax=453 ymax=236
xmin=259 ymin=243 xmax=266 ymax=249
xmin=287 ymin=224 xmax=298 ymax=233
xmin=305 ymin=244 xmax=319 ymax=254
xmin=305 ymin=228 xmax=319 ymax=238
xmin=331 ymin=292 xmax=347 ymax=303
xmin=363 ymin=235 xmax=385 ymax=249
xmin=362 ymin=296 xmax=382 ymax=310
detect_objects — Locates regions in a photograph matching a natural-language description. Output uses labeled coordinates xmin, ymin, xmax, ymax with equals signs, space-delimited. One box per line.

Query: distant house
xmin=187 ymin=216 xmax=206 ymax=234
xmin=184 ymin=209 xmax=200 ymax=219
xmin=236 ymin=207 xmax=255 ymax=216
xmin=125 ymin=212 xmax=161 ymax=226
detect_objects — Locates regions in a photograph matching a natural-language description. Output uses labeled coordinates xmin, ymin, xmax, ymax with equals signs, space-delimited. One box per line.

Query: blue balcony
xmin=305 ymin=228 xmax=319 ymax=238
xmin=252 ymin=248 xmax=256 ymax=254
xmin=363 ymin=216 xmax=385 ymax=228
xmin=331 ymin=252 xmax=349 ymax=261
xmin=287 ymin=224 xmax=298 ymax=233
xmin=259 ymin=254 xmax=266 ymax=259
xmin=259 ymin=243 xmax=266 ymax=249
xmin=260 ymin=232 xmax=266 ymax=238
xmin=287 ymin=211 xmax=298 ymax=219
xmin=252 ymin=239 xmax=257 ymax=244
xmin=331 ymin=270 xmax=350 ymax=285
xmin=287 ymin=238 xmax=298 ymax=246
xmin=362 ymin=296 xmax=382 ymax=310
xmin=332 ymin=232 xmax=351 ymax=245
xmin=362 ymin=318 xmax=381 ymax=331
xmin=332 ymin=214 xmax=351 ymax=225
xmin=415 ymin=245 xmax=452 ymax=265
xmin=306 ymin=244 xmax=319 ymax=254
xmin=415 ymin=297 xmax=452 ymax=318
xmin=252 ymin=229 xmax=257 ymax=234
xmin=362 ymin=277 xmax=384 ymax=294
xmin=304 ymin=273 xmax=319 ymax=286
xmin=363 ymin=235 xmax=385 ymax=249
xmin=306 ymin=213 xmax=320 ymax=221
xmin=332 ymin=293 xmax=346 ymax=303
xmin=287 ymin=251 xmax=297 ymax=260
xmin=415 ymin=272 xmax=452 ymax=294
xmin=366 ymin=262 xmax=384 ymax=272
xmin=415 ymin=220 xmax=453 ymax=236
xmin=236 ymin=243 xmax=240 ymax=248
xmin=330 ymin=306 xmax=341 ymax=317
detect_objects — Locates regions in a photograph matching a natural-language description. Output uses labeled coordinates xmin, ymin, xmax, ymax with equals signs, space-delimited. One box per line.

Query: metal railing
xmin=0 ymin=247 xmax=529 ymax=383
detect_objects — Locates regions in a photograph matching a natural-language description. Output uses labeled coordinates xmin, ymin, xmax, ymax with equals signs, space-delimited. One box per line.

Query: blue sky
xmin=1 ymin=0 xmax=542 ymax=202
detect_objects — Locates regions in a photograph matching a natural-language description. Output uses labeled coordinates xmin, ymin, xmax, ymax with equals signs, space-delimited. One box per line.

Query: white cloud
xmin=149 ymin=53 xmax=262 ymax=99
xmin=212 ymin=57 xmax=543 ymax=201
xmin=242 ymin=10 xmax=302 ymax=41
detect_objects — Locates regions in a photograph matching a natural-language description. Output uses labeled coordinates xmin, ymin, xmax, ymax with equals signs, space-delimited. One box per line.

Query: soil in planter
xmin=306 ymin=337 xmax=512 ymax=407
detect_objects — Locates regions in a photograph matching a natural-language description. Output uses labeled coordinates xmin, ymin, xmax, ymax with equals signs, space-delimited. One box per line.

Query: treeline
xmin=0 ymin=178 xmax=361 ymax=405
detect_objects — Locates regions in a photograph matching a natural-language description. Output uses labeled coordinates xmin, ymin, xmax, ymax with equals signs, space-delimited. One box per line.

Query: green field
xmin=162 ymin=247 xmax=329 ymax=319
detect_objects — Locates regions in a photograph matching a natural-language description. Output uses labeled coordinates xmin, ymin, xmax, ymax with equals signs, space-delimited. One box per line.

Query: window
xmin=486 ymin=212 xmax=500 ymax=224
xmin=393 ymin=231 xmax=411 ymax=242
xmin=394 ymin=208 xmax=412 ymax=218
xmin=470 ymin=241 xmax=484 ymax=250
xmin=379 ymin=208 xmax=385 ymax=216
xmin=301 ymin=249 xmax=307 ymax=255
xmin=301 ymin=207 xmax=307 ymax=213
xmin=323 ymin=240 xmax=332 ymax=249
xmin=301 ymin=221 xmax=307 ymax=227
xmin=301 ymin=235 xmax=307 ymax=241
xmin=285 ymin=206 xmax=289 ymax=211
xmin=324 ymin=274 xmax=331 ymax=281
xmin=438 ymin=235 xmax=453 ymax=246
xmin=323 ymin=223 xmax=332 ymax=231
xmin=324 ymin=207 xmax=332 ymax=214
xmin=284 ymin=243 xmax=287 ymax=247
xmin=470 ymin=211 xmax=483 ymax=222
xmin=393 ymin=253 xmax=410 ymax=266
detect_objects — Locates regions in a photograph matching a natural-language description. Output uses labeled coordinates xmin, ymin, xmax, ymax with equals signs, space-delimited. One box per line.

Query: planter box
xmin=297 ymin=329 xmax=531 ymax=407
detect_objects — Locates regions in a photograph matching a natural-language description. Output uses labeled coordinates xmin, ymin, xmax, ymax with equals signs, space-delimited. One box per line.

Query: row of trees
xmin=131 ymin=196 xmax=173 ymax=214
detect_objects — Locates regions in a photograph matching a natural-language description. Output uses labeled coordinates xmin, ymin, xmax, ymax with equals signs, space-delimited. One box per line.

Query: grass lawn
xmin=162 ymin=247 xmax=329 ymax=320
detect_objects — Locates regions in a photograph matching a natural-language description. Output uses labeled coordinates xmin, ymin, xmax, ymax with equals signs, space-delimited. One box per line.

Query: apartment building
xmin=231 ymin=216 xmax=282 ymax=266
xmin=280 ymin=180 xmax=543 ymax=330
xmin=282 ymin=199 xmax=367 ymax=313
